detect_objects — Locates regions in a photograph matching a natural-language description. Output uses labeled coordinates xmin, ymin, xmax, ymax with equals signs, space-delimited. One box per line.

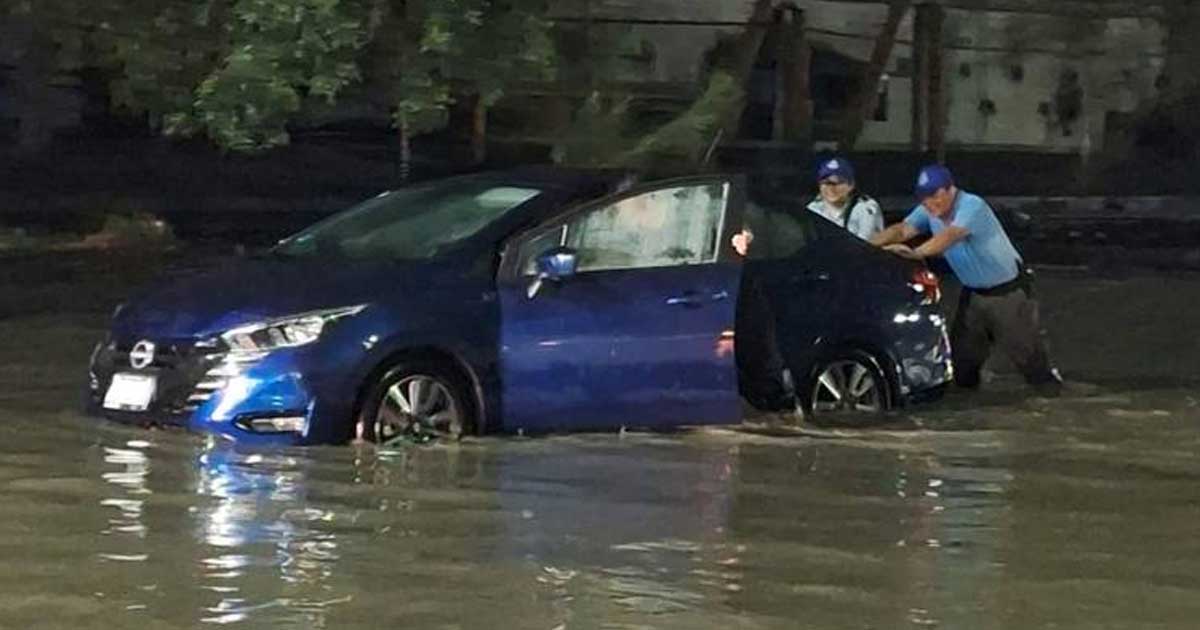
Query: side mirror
xmin=536 ymin=246 xmax=578 ymax=279
xmin=527 ymin=246 xmax=579 ymax=299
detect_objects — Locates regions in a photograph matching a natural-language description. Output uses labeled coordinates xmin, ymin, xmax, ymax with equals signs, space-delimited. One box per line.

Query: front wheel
xmin=804 ymin=352 xmax=891 ymax=425
xmin=358 ymin=360 xmax=474 ymax=444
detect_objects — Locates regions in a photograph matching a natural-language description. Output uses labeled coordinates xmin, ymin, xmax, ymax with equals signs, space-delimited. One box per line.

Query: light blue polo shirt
xmin=904 ymin=191 xmax=1022 ymax=289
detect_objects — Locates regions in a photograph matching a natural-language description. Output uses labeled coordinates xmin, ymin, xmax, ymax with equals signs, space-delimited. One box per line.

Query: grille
xmin=90 ymin=337 xmax=261 ymax=423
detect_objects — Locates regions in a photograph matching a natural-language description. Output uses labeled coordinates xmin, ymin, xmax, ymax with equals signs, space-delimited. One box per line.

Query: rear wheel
xmin=804 ymin=352 xmax=891 ymax=425
xmin=358 ymin=359 xmax=474 ymax=444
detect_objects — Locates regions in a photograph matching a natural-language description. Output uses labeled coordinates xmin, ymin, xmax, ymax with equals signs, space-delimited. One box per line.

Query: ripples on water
xmin=0 ymin=382 xmax=1199 ymax=629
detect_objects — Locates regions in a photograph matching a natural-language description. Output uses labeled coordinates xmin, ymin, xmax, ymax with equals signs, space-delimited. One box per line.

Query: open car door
xmin=496 ymin=175 xmax=747 ymax=433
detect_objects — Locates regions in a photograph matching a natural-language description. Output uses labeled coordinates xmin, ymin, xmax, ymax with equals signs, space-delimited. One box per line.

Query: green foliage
xmin=546 ymin=17 xmax=658 ymax=167
xmin=183 ymin=0 xmax=381 ymax=151
xmin=88 ymin=2 xmax=231 ymax=128
xmin=14 ymin=0 xmax=554 ymax=152
xmin=395 ymin=0 xmax=556 ymax=136
xmin=549 ymin=4 xmax=758 ymax=174
xmin=549 ymin=92 xmax=636 ymax=167
xmin=620 ymin=71 xmax=743 ymax=171
xmin=552 ymin=70 xmax=746 ymax=174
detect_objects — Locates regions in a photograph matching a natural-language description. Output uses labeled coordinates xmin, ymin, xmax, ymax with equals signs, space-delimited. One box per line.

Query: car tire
xmin=802 ymin=351 xmax=892 ymax=426
xmin=358 ymin=359 xmax=475 ymax=444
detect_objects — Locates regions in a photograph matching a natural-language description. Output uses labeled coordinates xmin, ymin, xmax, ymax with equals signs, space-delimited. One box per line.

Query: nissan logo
xmin=129 ymin=340 xmax=156 ymax=370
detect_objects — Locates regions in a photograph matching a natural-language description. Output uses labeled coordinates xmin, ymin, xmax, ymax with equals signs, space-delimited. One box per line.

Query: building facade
xmin=552 ymin=0 xmax=1167 ymax=155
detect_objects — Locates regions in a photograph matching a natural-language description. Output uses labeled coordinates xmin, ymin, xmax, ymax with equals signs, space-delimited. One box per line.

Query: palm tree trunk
xmin=709 ymin=0 xmax=777 ymax=145
xmin=840 ymin=0 xmax=912 ymax=151
xmin=398 ymin=113 xmax=412 ymax=183
xmin=774 ymin=5 xmax=812 ymax=145
xmin=470 ymin=94 xmax=488 ymax=166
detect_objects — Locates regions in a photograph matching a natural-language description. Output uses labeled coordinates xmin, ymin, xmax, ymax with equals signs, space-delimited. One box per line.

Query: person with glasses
xmin=729 ymin=156 xmax=881 ymax=256
xmin=807 ymin=157 xmax=883 ymax=241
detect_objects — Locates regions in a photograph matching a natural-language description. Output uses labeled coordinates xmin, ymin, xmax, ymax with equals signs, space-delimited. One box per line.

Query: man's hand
xmin=870 ymin=222 xmax=918 ymax=248
xmin=731 ymin=229 xmax=754 ymax=256
xmin=884 ymin=243 xmax=922 ymax=260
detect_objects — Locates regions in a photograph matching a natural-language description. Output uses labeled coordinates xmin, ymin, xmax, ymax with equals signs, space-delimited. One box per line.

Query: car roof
xmin=484 ymin=165 xmax=633 ymax=198
xmin=492 ymin=165 xmax=749 ymax=196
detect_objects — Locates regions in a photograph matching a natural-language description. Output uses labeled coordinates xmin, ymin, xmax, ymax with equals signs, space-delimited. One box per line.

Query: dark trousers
xmin=735 ymin=276 xmax=795 ymax=410
xmin=951 ymin=280 xmax=1060 ymax=388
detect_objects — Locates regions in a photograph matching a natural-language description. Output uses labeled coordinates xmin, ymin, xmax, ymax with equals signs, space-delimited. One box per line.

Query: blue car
xmin=87 ymin=168 xmax=951 ymax=446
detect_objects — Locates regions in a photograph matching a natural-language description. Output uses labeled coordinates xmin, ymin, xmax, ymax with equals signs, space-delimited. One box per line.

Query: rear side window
xmin=746 ymin=199 xmax=820 ymax=260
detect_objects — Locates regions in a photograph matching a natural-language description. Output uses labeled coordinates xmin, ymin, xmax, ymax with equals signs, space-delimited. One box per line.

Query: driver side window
xmin=567 ymin=183 xmax=728 ymax=273
xmin=516 ymin=181 xmax=731 ymax=276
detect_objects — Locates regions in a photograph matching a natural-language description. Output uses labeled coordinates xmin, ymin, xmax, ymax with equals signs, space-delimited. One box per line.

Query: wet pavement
xmin=1 ymin=251 xmax=1199 ymax=629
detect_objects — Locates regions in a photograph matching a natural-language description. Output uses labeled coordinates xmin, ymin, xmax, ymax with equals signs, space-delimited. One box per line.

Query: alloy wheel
xmin=373 ymin=374 xmax=464 ymax=444
xmin=811 ymin=360 xmax=885 ymax=415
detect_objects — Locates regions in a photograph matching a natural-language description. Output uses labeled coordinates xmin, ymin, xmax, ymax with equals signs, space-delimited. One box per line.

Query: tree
xmin=552 ymin=0 xmax=775 ymax=173
xmin=840 ymin=0 xmax=911 ymax=151
xmin=389 ymin=0 xmax=555 ymax=165
xmin=6 ymin=0 xmax=554 ymax=154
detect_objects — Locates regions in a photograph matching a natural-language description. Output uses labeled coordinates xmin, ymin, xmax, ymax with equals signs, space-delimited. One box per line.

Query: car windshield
xmin=274 ymin=178 xmax=543 ymax=260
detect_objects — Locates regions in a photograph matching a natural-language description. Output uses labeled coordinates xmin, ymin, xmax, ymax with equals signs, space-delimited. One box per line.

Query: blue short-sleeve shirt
xmin=904 ymin=191 xmax=1022 ymax=289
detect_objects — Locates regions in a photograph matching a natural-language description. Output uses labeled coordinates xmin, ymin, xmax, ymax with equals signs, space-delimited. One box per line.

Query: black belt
xmin=964 ymin=264 xmax=1034 ymax=298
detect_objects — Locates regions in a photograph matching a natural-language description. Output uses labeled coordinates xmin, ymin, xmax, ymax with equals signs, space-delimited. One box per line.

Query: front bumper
xmin=87 ymin=337 xmax=321 ymax=446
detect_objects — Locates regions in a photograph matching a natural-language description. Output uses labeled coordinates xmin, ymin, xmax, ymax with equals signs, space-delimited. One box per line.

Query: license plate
xmin=103 ymin=373 xmax=157 ymax=412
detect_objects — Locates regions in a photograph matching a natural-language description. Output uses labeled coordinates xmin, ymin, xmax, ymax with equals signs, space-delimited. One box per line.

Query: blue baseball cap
xmin=914 ymin=164 xmax=954 ymax=199
xmin=816 ymin=157 xmax=855 ymax=183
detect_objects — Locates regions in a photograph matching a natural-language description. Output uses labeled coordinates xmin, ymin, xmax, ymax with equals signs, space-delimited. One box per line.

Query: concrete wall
xmin=553 ymin=0 xmax=756 ymax=83
xmin=797 ymin=1 xmax=1164 ymax=153
xmin=929 ymin=11 xmax=1164 ymax=153
xmin=576 ymin=0 xmax=1167 ymax=153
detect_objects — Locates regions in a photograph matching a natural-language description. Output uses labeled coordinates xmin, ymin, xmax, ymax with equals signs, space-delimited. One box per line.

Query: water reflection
xmin=87 ymin=431 xmax=1022 ymax=627
xmin=100 ymin=441 xmax=151 ymax=542
xmin=80 ymin=422 xmax=1177 ymax=629
xmin=490 ymin=441 xmax=743 ymax=623
xmin=193 ymin=443 xmax=344 ymax=625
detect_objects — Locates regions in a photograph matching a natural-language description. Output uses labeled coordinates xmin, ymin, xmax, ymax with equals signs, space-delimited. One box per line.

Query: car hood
xmin=113 ymin=256 xmax=466 ymax=340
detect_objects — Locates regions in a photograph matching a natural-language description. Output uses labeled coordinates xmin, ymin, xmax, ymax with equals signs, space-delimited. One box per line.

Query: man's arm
xmin=893 ymin=198 xmax=985 ymax=259
xmin=883 ymin=226 xmax=969 ymax=260
xmin=870 ymin=222 xmax=918 ymax=247
xmin=911 ymin=225 xmax=969 ymax=258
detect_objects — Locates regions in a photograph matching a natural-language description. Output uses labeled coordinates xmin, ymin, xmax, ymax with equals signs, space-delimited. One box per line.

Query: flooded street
xmin=1 ymin=254 xmax=1199 ymax=629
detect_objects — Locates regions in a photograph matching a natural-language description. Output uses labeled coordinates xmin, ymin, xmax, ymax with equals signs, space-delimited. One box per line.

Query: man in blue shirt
xmin=871 ymin=165 xmax=1062 ymax=390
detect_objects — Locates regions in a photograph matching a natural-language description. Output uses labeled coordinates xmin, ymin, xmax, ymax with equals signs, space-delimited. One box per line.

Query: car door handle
xmin=666 ymin=290 xmax=729 ymax=307
xmin=666 ymin=292 xmax=703 ymax=307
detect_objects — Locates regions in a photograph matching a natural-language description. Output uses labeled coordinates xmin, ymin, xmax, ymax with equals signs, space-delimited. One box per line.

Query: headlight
xmin=221 ymin=305 xmax=367 ymax=353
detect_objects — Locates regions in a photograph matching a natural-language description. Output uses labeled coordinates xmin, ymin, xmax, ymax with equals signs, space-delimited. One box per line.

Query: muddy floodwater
xmin=1 ymin=253 xmax=1199 ymax=629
